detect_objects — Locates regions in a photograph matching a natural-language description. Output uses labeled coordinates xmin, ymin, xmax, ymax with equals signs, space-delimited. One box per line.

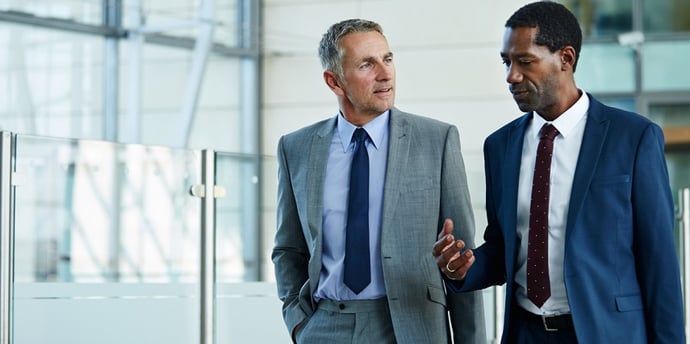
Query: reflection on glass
xmin=11 ymin=134 xmax=204 ymax=343
xmin=213 ymin=154 xmax=286 ymax=342
xmin=649 ymin=104 xmax=690 ymax=128
xmin=261 ymin=156 xmax=279 ymax=282
xmin=559 ymin=0 xmax=632 ymax=37
xmin=649 ymin=104 xmax=690 ymax=273
xmin=214 ymin=152 xmax=261 ymax=282
xmin=597 ymin=98 xmax=635 ymax=113
xmin=643 ymin=41 xmax=690 ymax=92
xmin=0 ymin=0 xmax=103 ymax=25
xmin=121 ymin=0 xmax=239 ymax=47
xmin=575 ymin=43 xmax=635 ymax=93
xmin=648 ymin=103 xmax=690 ymax=217
xmin=13 ymin=135 xmax=202 ymax=283
xmin=0 ymin=23 xmax=104 ymax=140
xmin=644 ymin=0 xmax=690 ymax=33
xmin=117 ymin=44 xmax=243 ymax=151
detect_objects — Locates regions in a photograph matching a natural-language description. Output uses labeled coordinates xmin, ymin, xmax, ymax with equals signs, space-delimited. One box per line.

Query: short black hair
xmin=506 ymin=1 xmax=582 ymax=71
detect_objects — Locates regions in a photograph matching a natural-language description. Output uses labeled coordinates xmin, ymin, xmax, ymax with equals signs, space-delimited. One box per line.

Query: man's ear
xmin=560 ymin=46 xmax=577 ymax=71
xmin=324 ymin=70 xmax=344 ymax=95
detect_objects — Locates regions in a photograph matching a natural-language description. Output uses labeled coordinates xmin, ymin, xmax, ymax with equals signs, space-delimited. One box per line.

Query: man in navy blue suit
xmin=433 ymin=1 xmax=685 ymax=343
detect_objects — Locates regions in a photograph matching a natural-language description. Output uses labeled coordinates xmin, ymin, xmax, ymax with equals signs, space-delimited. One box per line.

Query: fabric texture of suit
xmin=451 ymin=94 xmax=685 ymax=343
xmin=273 ymin=107 xmax=486 ymax=344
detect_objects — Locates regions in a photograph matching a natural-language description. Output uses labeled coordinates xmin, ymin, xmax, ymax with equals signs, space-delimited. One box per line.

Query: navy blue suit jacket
xmin=451 ymin=94 xmax=684 ymax=343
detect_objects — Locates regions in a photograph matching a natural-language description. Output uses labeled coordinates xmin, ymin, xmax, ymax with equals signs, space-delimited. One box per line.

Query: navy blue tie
xmin=344 ymin=128 xmax=371 ymax=294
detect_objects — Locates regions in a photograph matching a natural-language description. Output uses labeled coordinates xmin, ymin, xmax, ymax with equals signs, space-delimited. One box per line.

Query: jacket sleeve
xmin=440 ymin=125 xmax=487 ymax=344
xmin=631 ymin=124 xmax=685 ymax=343
xmin=271 ymin=135 xmax=311 ymax=338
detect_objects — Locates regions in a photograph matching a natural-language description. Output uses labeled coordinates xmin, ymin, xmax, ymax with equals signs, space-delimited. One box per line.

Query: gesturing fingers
xmin=444 ymin=248 xmax=474 ymax=280
xmin=433 ymin=219 xmax=474 ymax=280
xmin=432 ymin=232 xmax=456 ymax=258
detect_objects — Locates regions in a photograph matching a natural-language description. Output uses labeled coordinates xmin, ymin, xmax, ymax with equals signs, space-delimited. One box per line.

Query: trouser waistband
xmin=516 ymin=306 xmax=574 ymax=331
xmin=317 ymin=298 xmax=388 ymax=314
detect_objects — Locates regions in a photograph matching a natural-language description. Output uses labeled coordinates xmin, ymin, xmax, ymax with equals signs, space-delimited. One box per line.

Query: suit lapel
xmin=503 ymin=115 xmax=530 ymax=266
xmin=381 ymin=108 xmax=410 ymax=232
xmin=566 ymin=96 xmax=609 ymax=236
xmin=307 ymin=117 xmax=336 ymax=228
xmin=306 ymin=116 xmax=336 ymax=293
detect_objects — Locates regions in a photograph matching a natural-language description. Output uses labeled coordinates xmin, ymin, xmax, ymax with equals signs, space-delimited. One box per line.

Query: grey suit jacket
xmin=272 ymin=108 xmax=486 ymax=344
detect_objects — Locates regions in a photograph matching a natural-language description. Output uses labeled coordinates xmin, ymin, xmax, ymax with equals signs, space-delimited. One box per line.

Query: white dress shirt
xmin=515 ymin=92 xmax=589 ymax=315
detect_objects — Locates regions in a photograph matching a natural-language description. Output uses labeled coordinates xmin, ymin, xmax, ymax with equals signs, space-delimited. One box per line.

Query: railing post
xmin=199 ymin=149 xmax=217 ymax=344
xmin=492 ymin=286 xmax=504 ymax=344
xmin=0 ymin=131 xmax=15 ymax=344
xmin=678 ymin=188 xmax=690 ymax=340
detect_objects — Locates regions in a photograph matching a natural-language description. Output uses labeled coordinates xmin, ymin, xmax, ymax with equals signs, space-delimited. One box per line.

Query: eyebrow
xmin=500 ymin=52 xmax=533 ymax=59
xmin=360 ymin=52 xmax=394 ymax=64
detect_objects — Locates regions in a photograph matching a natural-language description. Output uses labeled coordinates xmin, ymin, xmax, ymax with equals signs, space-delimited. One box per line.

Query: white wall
xmin=262 ymin=0 xmax=532 ymax=243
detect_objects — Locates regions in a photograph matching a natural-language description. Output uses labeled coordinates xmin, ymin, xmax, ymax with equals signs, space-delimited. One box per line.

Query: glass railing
xmin=0 ymin=132 xmax=288 ymax=344
xmin=7 ymin=130 xmax=650 ymax=343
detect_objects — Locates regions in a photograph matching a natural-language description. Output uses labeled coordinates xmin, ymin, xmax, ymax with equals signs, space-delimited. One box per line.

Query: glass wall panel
xmin=642 ymin=41 xmax=690 ymax=92
xmin=122 ymin=0 xmax=239 ymax=47
xmin=648 ymin=103 xmax=690 ymax=211
xmin=11 ymin=134 xmax=202 ymax=343
xmin=214 ymin=152 xmax=260 ymax=283
xmin=119 ymin=43 xmax=191 ymax=146
xmin=260 ymin=156 xmax=278 ymax=281
xmin=647 ymin=103 xmax=690 ymax=275
xmin=598 ymin=97 xmax=636 ymax=113
xmin=559 ymin=0 xmax=632 ymax=38
xmin=0 ymin=23 xmax=104 ymax=140
xmin=215 ymin=282 xmax=290 ymax=343
xmin=214 ymin=154 xmax=287 ymax=342
xmin=575 ymin=43 xmax=635 ymax=93
xmin=0 ymin=0 xmax=103 ymax=25
xmin=119 ymin=44 xmax=242 ymax=151
xmin=191 ymin=56 xmax=242 ymax=151
xmin=644 ymin=0 xmax=690 ymax=33
xmin=648 ymin=103 xmax=690 ymax=128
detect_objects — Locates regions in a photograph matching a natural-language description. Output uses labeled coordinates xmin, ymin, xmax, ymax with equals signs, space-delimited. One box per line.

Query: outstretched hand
xmin=432 ymin=219 xmax=474 ymax=280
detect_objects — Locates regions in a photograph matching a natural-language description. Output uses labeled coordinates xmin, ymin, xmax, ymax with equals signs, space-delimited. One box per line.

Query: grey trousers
xmin=296 ymin=298 xmax=396 ymax=344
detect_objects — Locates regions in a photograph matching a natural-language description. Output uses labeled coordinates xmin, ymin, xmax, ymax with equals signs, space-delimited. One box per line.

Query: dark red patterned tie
xmin=527 ymin=123 xmax=559 ymax=308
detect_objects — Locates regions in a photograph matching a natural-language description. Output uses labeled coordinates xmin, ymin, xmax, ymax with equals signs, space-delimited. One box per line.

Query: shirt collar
xmin=337 ymin=110 xmax=390 ymax=152
xmin=531 ymin=91 xmax=589 ymax=139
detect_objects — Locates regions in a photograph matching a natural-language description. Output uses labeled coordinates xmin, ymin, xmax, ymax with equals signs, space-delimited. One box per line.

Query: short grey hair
xmin=318 ymin=19 xmax=384 ymax=77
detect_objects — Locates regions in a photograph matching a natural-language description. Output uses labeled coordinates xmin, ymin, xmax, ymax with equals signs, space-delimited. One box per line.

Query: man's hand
xmin=432 ymin=219 xmax=475 ymax=280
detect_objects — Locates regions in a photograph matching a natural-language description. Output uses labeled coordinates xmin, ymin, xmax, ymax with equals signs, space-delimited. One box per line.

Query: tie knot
xmin=539 ymin=124 xmax=559 ymax=141
xmin=352 ymin=128 xmax=369 ymax=144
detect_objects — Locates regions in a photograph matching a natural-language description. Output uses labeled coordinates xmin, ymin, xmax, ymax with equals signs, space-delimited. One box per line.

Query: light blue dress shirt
xmin=314 ymin=111 xmax=390 ymax=301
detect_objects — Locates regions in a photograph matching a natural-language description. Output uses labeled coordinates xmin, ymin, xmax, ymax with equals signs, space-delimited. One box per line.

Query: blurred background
xmin=0 ymin=0 xmax=689 ymax=343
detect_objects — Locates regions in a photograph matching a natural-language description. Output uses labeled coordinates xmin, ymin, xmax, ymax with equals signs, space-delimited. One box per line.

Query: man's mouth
xmin=511 ymin=89 xmax=528 ymax=99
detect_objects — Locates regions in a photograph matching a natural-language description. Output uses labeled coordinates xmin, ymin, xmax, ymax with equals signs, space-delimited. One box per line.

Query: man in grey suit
xmin=272 ymin=18 xmax=485 ymax=343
